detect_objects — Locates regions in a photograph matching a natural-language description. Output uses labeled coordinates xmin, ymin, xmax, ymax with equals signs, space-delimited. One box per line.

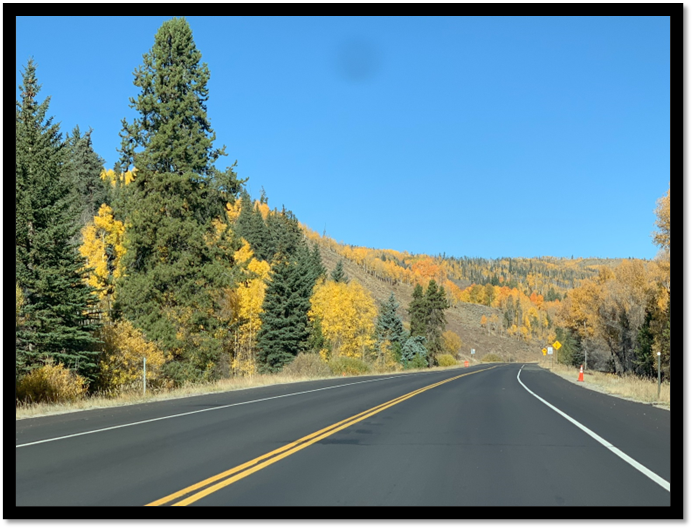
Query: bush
xmin=16 ymin=362 xmax=88 ymax=404
xmin=404 ymin=354 xmax=428 ymax=370
xmin=97 ymin=320 xmax=167 ymax=391
xmin=282 ymin=353 xmax=332 ymax=378
xmin=328 ymin=356 xmax=372 ymax=376
xmin=437 ymin=354 xmax=457 ymax=367
xmin=481 ymin=353 xmax=502 ymax=363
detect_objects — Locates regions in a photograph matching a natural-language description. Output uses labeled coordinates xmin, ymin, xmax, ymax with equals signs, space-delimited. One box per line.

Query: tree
xmin=16 ymin=59 xmax=101 ymax=380
xmin=331 ymin=260 xmax=349 ymax=283
xmin=423 ymin=280 xmax=449 ymax=364
xmin=653 ymin=188 xmax=670 ymax=252
xmin=309 ymin=279 xmax=377 ymax=361
xmin=116 ymin=17 xmax=244 ymax=380
xmin=408 ymin=283 xmax=427 ymax=338
xmin=256 ymin=247 xmax=318 ymax=372
xmin=374 ymin=292 xmax=405 ymax=365
xmin=65 ymin=126 xmax=109 ymax=228
xmin=401 ymin=336 xmax=427 ymax=369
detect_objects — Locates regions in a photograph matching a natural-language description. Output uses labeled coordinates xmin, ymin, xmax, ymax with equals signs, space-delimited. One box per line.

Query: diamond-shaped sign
xmin=553 ymin=340 xmax=562 ymax=350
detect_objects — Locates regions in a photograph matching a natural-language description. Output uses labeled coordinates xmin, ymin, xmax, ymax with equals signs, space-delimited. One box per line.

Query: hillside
xmin=317 ymin=242 xmax=543 ymax=364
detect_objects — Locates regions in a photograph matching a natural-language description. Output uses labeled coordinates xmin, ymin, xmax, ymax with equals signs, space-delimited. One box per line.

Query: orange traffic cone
xmin=464 ymin=360 xmax=469 ymax=368
xmin=578 ymin=365 xmax=584 ymax=382
xmin=342 ymin=372 xmax=346 ymax=377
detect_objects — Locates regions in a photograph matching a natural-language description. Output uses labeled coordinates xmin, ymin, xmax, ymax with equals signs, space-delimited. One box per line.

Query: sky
xmin=15 ymin=16 xmax=671 ymax=260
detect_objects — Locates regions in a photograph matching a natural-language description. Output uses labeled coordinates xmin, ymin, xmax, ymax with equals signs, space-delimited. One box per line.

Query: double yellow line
xmin=147 ymin=365 xmax=498 ymax=506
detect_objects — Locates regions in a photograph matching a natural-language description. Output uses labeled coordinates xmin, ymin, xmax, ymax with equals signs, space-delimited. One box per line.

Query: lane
xmin=15 ymin=365 xmax=493 ymax=506
xmin=186 ymin=364 xmax=669 ymax=506
xmin=15 ymin=363 xmax=670 ymax=507
xmin=518 ymin=364 xmax=670 ymax=482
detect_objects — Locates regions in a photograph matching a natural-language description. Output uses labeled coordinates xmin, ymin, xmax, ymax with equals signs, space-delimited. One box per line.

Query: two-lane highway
xmin=15 ymin=363 xmax=670 ymax=507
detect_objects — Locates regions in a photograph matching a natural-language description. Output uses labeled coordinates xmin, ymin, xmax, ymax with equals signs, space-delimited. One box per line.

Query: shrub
xmin=481 ymin=353 xmax=502 ymax=363
xmin=442 ymin=331 xmax=462 ymax=356
xmin=16 ymin=362 xmax=88 ymax=404
xmin=328 ymin=356 xmax=371 ymax=376
xmin=97 ymin=320 xmax=167 ymax=391
xmin=282 ymin=353 xmax=332 ymax=379
xmin=405 ymin=354 xmax=428 ymax=369
xmin=437 ymin=354 xmax=457 ymax=367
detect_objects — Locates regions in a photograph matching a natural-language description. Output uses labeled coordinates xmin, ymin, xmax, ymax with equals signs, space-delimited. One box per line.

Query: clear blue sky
xmin=16 ymin=16 xmax=670 ymax=260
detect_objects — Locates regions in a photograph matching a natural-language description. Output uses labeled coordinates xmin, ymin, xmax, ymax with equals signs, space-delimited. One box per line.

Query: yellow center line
xmin=147 ymin=365 xmax=499 ymax=506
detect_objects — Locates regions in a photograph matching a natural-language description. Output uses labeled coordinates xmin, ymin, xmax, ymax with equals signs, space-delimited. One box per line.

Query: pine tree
xmin=256 ymin=241 xmax=323 ymax=372
xmin=331 ymin=260 xmax=349 ymax=283
xmin=116 ymin=18 xmax=243 ymax=379
xmin=423 ymin=280 xmax=449 ymax=365
xmin=65 ymin=126 xmax=109 ymax=228
xmin=15 ymin=59 xmax=101 ymax=380
xmin=408 ymin=283 xmax=427 ymax=338
xmin=376 ymin=292 xmax=406 ymax=364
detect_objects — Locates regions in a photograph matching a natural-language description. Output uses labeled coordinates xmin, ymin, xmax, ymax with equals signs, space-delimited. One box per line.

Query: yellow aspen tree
xmin=98 ymin=319 xmax=167 ymax=390
xmin=309 ymin=280 xmax=377 ymax=361
xmin=79 ymin=204 xmax=126 ymax=315
xmin=232 ymin=240 xmax=270 ymax=376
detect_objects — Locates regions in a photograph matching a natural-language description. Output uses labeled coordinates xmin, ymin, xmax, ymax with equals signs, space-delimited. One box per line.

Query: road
xmin=15 ymin=363 xmax=671 ymax=507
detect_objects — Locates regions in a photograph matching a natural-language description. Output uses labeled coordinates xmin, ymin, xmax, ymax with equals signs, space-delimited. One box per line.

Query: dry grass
xmin=536 ymin=358 xmax=670 ymax=408
xmin=15 ymin=360 xmax=472 ymax=421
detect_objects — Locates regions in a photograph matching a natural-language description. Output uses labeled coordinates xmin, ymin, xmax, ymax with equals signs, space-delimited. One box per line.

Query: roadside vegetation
xmin=15 ymin=17 xmax=670 ymax=415
xmin=537 ymin=358 xmax=669 ymax=408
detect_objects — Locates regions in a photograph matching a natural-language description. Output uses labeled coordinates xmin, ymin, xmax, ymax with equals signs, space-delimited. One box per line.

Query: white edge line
xmin=517 ymin=365 xmax=670 ymax=493
xmin=16 ymin=366 xmax=477 ymax=449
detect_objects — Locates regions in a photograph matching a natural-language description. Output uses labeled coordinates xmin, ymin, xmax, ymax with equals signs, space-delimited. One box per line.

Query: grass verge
xmin=536 ymin=358 xmax=669 ymax=409
xmin=15 ymin=361 xmax=476 ymax=421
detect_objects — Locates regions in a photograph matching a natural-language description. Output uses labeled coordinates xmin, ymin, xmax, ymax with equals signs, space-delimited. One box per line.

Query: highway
xmin=15 ymin=363 xmax=670 ymax=507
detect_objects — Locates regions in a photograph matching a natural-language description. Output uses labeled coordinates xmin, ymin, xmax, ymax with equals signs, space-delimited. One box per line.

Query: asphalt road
xmin=15 ymin=363 xmax=670 ymax=507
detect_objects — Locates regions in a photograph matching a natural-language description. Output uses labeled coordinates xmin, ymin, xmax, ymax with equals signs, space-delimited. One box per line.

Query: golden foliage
xmin=437 ymin=354 xmax=457 ymax=367
xmin=79 ymin=204 xmax=126 ymax=303
xmin=100 ymin=168 xmax=136 ymax=186
xmin=98 ymin=320 xmax=167 ymax=390
xmin=442 ymin=330 xmax=462 ymax=355
xmin=653 ymin=188 xmax=670 ymax=251
xmin=309 ymin=280 xmax=377 ymax=360
xmin=16 ymin=361 xmax=88 ymax=403
xmin=231 ymin=241 xmax=271 ymax=376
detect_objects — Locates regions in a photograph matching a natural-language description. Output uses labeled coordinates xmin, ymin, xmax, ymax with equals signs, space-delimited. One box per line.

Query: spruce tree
xmin=15 ymin=59 xmax=101 ymax=380
xmin=408 ymin=283 xmax=427 ymax=338
xmin=331 ymin=260 xmax=349 ymax=283
xmin=256 ymin=243 xmax=322 ymax=372
xmin=116 ymin=18 xmax=243 ymax=378
xmin=424 ymin=280 xmax=449 ymax=364
xmin=376 ymin=292 xmax=406 ymax=363
xmin=65 ymin=126 xmax=109 ymax=228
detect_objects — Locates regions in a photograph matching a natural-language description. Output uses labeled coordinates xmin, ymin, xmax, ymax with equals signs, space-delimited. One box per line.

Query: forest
xmin=15 ymin=18 xmax=670 ymax=405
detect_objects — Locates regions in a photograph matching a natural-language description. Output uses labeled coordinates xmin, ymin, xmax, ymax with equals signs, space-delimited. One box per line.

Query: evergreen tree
xmin=423 ymin=280 xmax=449 ymax=365
xmin=401 ymin=336 xmax=427 ymax=369
xmin=65 ymin=126 xmax=109 ymax=228
xmin=236 ymin=191 xmax=271 ymax=261
xmin=256 ymin=245 xmax=318 ymax=372
xmin=331 ymin=260 xmax=349 ymax=283
xmin=15 ymin=59 xmax=101 ymax=380
xmin=634 ymin=310 xmax=656 ymax=378
xmin=116 ymin=18 xmax=243 ymax=379
xmin=376 ymin=292 xmax=406 ymax=363
xmin=408 ymin=283 xmax=427 ymax=337
xmin=266 ymin=207 xmax=304 ymax=261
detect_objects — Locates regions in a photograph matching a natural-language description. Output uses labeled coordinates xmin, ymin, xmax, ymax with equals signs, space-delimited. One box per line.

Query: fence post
xmin=657 ymin=351 xmax=661 ymax=400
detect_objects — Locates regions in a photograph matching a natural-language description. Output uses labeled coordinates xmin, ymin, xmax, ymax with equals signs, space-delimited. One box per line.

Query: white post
xmin=143 ymin=357 xmax=147 ymax=396
xmin=657 ymin=352 xmax=661 ymax=400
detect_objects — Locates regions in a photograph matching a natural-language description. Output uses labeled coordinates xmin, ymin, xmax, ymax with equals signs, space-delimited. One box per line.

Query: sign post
xmin=143 ymin=357 xmax=147 ymax=396
xmin=548 ymin=346 xmax=553 ymax=370
xmin=657 ymin=351 xmax=661 ymax=400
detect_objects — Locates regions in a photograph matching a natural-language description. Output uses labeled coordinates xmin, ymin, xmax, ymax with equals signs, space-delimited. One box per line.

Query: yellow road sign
xmin=542 ymin=348 xmax=547 ymax=355
xmin=553 ymin=340 xmax=562 ymax=350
